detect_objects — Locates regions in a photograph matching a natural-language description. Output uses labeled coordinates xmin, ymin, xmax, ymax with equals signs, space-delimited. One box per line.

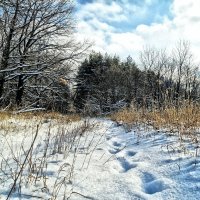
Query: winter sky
xmin=75 ymin=0 xmax=200 ymax=62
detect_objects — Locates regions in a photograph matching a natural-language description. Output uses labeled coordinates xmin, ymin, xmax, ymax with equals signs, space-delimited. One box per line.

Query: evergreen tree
xmin=74 ymin=52 xmax=110 ymax=113
xmin=74 ymin=59 xmax=92 ymax=112
xmin=74 ymin=52 xmax=141 ymax=113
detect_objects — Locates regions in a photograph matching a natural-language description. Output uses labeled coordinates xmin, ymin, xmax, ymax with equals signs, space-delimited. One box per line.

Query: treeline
xmin=0 ymin=1 xmax=199 ymax=114
xmin=74 ymin=42 xmax=200 ymax=114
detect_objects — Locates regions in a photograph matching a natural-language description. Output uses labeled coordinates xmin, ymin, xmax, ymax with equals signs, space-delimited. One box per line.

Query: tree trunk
xmin=0 ymin=0 xmax=19 ymax=100
xmin=16 ymin=75 xmax=24 ymax=106
xmin=0 ymin=76 xmax=5 ymax=100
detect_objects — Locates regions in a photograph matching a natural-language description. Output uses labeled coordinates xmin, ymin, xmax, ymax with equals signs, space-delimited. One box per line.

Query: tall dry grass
xmin=111 ymin=103 xmax=200 ymax=135
xmin=0 ymin=111 xmax=97 ymax=199
xmin=0 ymin=111 xmax=81 ymax=128
xmin=111 ymin=103 xmax=200 ymax=164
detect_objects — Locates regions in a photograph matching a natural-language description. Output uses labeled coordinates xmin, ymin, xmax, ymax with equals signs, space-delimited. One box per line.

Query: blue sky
xmin=77 ymin=0 xmax=173 ymax=31
xmin=75 ymin=0 xmax=200 ymax=62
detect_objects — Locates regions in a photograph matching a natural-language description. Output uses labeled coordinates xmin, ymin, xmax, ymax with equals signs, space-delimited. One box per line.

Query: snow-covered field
xmin=0 ymin=117 xmax=200 ymax=199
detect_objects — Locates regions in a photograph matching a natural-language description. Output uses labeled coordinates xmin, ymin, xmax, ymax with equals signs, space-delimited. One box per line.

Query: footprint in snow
xmin=108 ymin=141 xmax=124 ymax=154
xmin=112 ymin=141 xmax=121 ymax=147
xmin=109 ymin=148 xmax=122 ymax=154
xmin=142 ymin=172 xmax=168 ymax=194
xmin=106 ymin=136 xmax=111 ymax=141
xmin=142 ymin=172 xmax=155 ymax=183
xmin=126 ymin=150 xmax=137 ymax=157
xmin=117 ymin=157 xmax=137 ymax=172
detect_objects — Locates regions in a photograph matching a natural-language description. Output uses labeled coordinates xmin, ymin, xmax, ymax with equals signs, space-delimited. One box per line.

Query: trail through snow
xmin=0 ymin=119 xmax=200 ymax=200
xmin=71 ymin=120 xmax=200 ymax=200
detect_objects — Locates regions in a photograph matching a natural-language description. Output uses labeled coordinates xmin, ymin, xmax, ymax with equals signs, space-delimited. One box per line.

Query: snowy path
xmin=71 ymin=120 xmax=200 ymax=200
xmin=0 ymin=119 xmax=200 ymax=199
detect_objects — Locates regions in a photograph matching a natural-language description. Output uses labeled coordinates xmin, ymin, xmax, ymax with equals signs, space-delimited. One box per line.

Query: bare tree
xmin=171 ymin=40 xmax=194 ymax=106
xmin=0 ymin=0 xmax=90 ymax=110
xmin=140 ymin=41 xmax=199 ymax=109
xmin=140 ymin=46 xmax=167 ymax=109
xmin=0 ymin=0 xmax=20 ymax=99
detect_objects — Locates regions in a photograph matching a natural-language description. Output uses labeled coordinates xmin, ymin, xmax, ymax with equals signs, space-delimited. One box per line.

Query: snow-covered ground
xmin=0 ymin=118 xmax=200 ymax=199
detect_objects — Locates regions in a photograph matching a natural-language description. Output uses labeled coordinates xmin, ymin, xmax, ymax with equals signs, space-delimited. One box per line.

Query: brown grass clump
xmin=0 ymin=111 xmax=82 ymax=133
xmin=110 ymin=108 xmax=141 ymax=124
xmin=0 ymin=111 xmax=13 ymax=120
xmin=0 ymin=111 xmax=81 ymax=122
xmin=148 ymin=105 xmax=199 ymax=130
xmin=111 ymin=103 xmax=200 ymax=134
xmin=16 ymin=111 xmax=82 ymax=123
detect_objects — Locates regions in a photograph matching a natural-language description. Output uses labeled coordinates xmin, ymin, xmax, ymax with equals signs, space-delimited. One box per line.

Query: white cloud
xmin=76 ymin=1 xmax=127 ymax=23
xmin=135 ymin=0 xmax=200 ymax=62
xmin=106 ymin=32 xmax=145 ymax=58
xmin=75 ymin=0 xmax=200 ymax=63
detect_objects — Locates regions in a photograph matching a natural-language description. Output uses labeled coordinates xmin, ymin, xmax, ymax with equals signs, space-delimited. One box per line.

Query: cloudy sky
xmin=75 ymin=0 xmax=200 ymax=62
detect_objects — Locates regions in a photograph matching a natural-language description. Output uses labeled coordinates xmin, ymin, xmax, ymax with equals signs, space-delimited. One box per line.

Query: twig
xmin=70 ymin=191 xmax=96 ymax=200
xmin=6 ymin=125 xmax=40 ymax=200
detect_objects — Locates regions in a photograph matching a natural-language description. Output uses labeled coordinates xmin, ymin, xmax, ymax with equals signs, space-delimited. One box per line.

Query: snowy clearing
xmin=0 ymin=118 xmax=200 ymax=200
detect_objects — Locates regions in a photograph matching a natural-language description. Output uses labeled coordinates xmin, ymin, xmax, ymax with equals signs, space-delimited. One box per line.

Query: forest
xmin=0 ymin=0 xmax=199 ymax=114
xmin=0 ymin=1 xmax=200 ymax=199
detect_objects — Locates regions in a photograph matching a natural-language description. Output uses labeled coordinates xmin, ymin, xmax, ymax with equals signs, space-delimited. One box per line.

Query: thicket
xmin=0 ymin=0 xmax=89 ymax=113
xmin=0 ymin=2 xmax=199 ymax=115
xmin=74 ymin=41 xmax=200 ymax=115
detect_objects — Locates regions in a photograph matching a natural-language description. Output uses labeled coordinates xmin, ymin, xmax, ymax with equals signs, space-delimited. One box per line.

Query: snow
xmin=0 ymin=117 xmax=200 ymax=199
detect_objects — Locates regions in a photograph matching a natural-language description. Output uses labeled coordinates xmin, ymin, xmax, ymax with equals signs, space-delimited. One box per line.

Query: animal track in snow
xmin=142 ymin=172 xmax=167 ymax=194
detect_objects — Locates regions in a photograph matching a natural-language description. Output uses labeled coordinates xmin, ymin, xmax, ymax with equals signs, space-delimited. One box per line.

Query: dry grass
xmin=111 ymin=103 xmax=200 ymax=135
xmin=110 ymin=108 xmax=141 ymax=124
xmin=111 ymin=104 xmax=200 ymax=161
xmin=147 ymin=105 xmax=199 ymax=130
xmin=0 ymin=111 xmax=82 ymax=133
xmin=0 ymin=111 xmax=81 ymax=122
xmin=0 ymin=111 xmax=97 ymax=199
xmin=0 ymin=111 xmax=13 ymax=120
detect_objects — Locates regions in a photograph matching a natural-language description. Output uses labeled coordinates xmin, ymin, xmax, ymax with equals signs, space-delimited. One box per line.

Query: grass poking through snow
xmin=0 ymin=111 xmax=100 ymax=199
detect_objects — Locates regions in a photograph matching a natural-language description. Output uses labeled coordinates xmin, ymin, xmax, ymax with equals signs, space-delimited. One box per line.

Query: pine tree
xmin=74 ymin=52 xmax=107 ymax=113
xmin=74 ymin=52 xmax=143 ymax=113
xmin=74 ymin=59 xmax=94 ymax=112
